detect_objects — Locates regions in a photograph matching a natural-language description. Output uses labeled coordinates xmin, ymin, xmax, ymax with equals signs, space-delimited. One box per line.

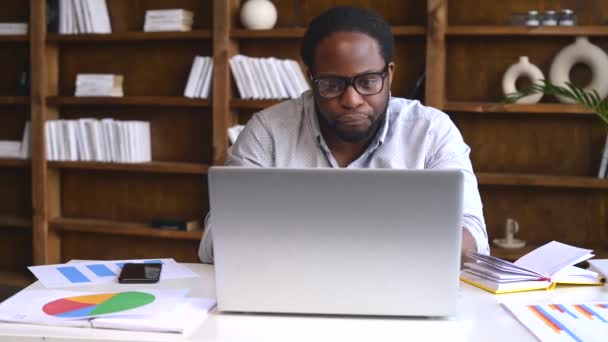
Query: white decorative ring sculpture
xmin=549 ymin=36 xmax=608 ymax=103
xmin=502 ymin=56 xmax=545 ymax=104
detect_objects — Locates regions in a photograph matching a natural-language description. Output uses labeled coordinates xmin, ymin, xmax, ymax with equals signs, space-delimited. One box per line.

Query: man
xmin=199 ymin=6 xmax=489 ymax=263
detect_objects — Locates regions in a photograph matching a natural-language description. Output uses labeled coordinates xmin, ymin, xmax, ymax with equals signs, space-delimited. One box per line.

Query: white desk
xmin=1 ymin=263 xmax=607 ymax=342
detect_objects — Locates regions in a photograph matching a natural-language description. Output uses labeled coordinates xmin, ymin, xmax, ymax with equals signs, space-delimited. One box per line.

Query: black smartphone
xmin=118 ymin=263 xmax=162 ymax=284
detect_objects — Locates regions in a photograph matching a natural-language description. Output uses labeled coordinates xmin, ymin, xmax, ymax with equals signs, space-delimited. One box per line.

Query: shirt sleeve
xmin=198 ymin=112 xmax=276 ymax=263
xmin=425 ymin=110 xmax=490 ymax=255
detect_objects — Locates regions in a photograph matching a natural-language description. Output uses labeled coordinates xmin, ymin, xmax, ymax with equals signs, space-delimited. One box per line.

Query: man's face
xmin=311 ymin=31 xmax=394 ymax=143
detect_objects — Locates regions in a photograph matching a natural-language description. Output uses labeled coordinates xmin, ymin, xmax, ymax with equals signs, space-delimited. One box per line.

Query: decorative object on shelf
xmin=541 ymin=10 xmax=558 ymax=26
xmin=502 ymin=56 xmax=545 ymax=104
xmin=549 ymin=37 xmax=608 ymax=104
xmin=558 ymin=9 xmax=577 ymax=26
xmin=75 ymin=74 xmax=124 ymax=97
xmin=144 ymin=9 xmax=193 ymax=32
xmin=525 ymin=10 xmax=540 ymax=27
xmin=493 ymin=218 xmax=526 ymax=249
xmin=240 ymin=0 xmax=277 ymax=30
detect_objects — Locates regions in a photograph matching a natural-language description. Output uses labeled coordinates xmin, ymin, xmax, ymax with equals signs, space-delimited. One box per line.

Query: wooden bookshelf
xmin=46 ymin=96 xmax=211 ymax=107
xmin=0 ymin=215 xmax=31 ymax=229
xmin=0 ymin=96 xmax=30 ymax=106
xmin=48 ymin=161 xmax=209 ymax=175
xmin=230 ymin=99 xmax=281 ymax=109
xmin=477 ymin=173 xmax=608 ymax=190
xmin=0 ymin=35 xmax=28 ymax=42
xmin=47 ymin=30 xmax=212 ymax=42
xmin=49 ymin=218 xmax=202 ymax=241
xmin=443 ymin=102 xmax=595 ymax=115
xmin=231 ymin=25 xmax=425 ymax=38
xmin=447 ymin=25 xmax=608 ymax=36
xmin=0 ymin=271 xmax=33 ymax=288
xmin=0 ymin=158 xmax=29 ymax=168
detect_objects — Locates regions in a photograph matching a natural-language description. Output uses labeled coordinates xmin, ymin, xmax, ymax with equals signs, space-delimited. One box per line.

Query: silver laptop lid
xmin=209 ymin=167 xmax=463 ymax=317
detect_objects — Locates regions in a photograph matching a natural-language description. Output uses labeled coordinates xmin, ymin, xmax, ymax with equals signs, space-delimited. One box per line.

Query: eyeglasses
xmin=311 ymin=64 xmax=389 ymax=99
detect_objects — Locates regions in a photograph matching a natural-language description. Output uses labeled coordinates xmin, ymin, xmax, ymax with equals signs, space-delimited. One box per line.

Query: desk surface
xmin=0 ymin=263 xmax=607 ymax=342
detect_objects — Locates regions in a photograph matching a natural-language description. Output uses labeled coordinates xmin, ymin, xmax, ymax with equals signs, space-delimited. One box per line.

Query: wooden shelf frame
xmin=447 ymin=25 xmax=608 ymax=36
xmin=48 ymin=161 xmax=209 ymax=175
xmin=230 ymin=25 xmax=425 ymax=39
xmin=0 ymin=35 xmax=28 ymax=42
xmin=46 ymin=30 xmax=212 ymax=43
xmin=0 ymin=215 xmax=31 ymax=229
xmin=49 ymin=218 xmax=203 ymax=241
xmin=477 ymin=173 xmax=608 ymax=190
xmin=0 ymin=96 xmax=30 ymax=106
xmin=0 ymin=158 xmax=29 ymax=168
xmin=46 ymin=96 xmax=211 ymax=107
xmin=230 ymin=99 xmax=282 ymax=109
xmin=443 ymin=102 xmax=595 ymax=115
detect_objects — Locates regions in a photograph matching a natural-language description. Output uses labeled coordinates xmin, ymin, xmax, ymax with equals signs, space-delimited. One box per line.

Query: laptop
xmin=208 ymin=167 xmax=464 ymax=317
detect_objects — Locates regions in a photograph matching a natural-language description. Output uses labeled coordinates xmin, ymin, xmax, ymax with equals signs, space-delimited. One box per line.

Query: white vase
xmin=240 ymin=0 xmax=278 ymax=30
xmin=502 ymin=56 xmax=545 ymax=104
xmin=549 ymin=36 xmax=608 ymax=103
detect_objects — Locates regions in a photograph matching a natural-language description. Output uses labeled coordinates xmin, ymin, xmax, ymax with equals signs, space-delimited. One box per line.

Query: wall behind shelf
xmin=60 ymin=170 xmax=208 ymax=223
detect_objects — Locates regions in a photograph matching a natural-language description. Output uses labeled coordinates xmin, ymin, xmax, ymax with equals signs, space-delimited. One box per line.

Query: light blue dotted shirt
xmin=199 ymin=90 xmax=489 ymax=263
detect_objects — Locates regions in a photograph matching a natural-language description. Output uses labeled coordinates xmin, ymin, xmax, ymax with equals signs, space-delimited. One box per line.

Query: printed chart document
xmin=0 ymin=288 xmax=215 ymax=334
xmin=461 ymin=241 xmax=603 ymax=294
xmin=502 ymin=301 xmax=608 ymax=342
xmin=28 ymin=258 xmax=199 ymax=288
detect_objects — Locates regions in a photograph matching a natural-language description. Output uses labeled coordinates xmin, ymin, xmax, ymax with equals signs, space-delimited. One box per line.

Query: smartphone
xmin=118 ymin=263 xmax=162 ymax=284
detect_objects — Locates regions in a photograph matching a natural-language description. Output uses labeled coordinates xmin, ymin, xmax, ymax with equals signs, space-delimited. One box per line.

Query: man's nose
xmin=339 ymin=85 xmax=365 ymax=109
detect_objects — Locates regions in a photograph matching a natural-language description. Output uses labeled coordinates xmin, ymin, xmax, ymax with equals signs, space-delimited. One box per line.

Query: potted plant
xmin=504 ymin=80 xmax=608 ymax=125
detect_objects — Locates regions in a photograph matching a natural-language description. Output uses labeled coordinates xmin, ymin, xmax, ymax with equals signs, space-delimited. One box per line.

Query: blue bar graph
xmin=57 ymin=266 xmax=90 ymax=283
xmin=86 ymin=264 xmax=116 ymax=277
xmin=144 ymin=260 xmax=163 ymax=264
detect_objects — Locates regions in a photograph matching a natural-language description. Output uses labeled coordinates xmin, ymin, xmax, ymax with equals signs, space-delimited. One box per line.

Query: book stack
xmin=45 ymin=119 xmax=151 ymax=163
xmin=0 ymin=122 xmax=30 ymax=159
xmin=183 ymin=56 xmax=213 ymax=99
xmin=144 ymin=9 xmax=193 ymax=32
xmin=229 ymin=54 xmax=310 ymax=100
xmin=0 ymin=23 xmax=28 ymax=35
xmin=597 ymin=134 xmax=608 ymax=179
xmin=75 ymin=74 xmax=124 ymax=97
xmin=58 ymin=0 xmax=112 ymax=34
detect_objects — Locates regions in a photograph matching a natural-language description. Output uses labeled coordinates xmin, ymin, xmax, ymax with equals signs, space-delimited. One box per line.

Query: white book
xmin=81 ymin=0 xmax=95 ymax=33
xmin=287 ymin=59 xmax=310 ymax=94
xmin=20 ymin=121 xmax=30 ymax=159
xmin=266 ymin=58 xmax=288 ymax=99
xmin=75 ymin=119 xmax=89 ymax=161
xmin=235 ymin=55 xmax=254 ymax=99
xmin=273 ymin=58 xmax=297 ymax=99
xmin=0 ymin=141 xmax=21 ymax=158
xmin=240 ymin=56 xmax=260 ymax=99
xmin=143 ymin=23 xmax=192 ymax=32
xmin=597 ymin=134 xmax=608 ymax=178
xmin=252 ymin=58 xmax=272 ymax=99
xmin=66 ymin=0 xmax=76 ymax=34
xmin=200 ymin=59 xmax=214 ymax=99
xmin=229 ymin=56 xmax=247 ymax=99
xmin=71 ymin=0 xmax=83 ymax=33
xmin=145 ymin=9 xmax=194 ymax=18
xmin=184 ymin=56 xmax=203 ymax=98
xmin=87 ymin=0 xmax=112 ymax=33
xmin=279 ymin=60 xmax=302 ymax=97
xmin=44 ymin=122 xmax=52 ymax=160
xmin=194 ymin=57 xmax=210 ymax=99
xmin=260 ymin=58 xmax=280 ymax=99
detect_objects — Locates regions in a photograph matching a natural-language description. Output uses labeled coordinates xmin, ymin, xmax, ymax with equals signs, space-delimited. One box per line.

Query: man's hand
xmin=461 ymin=228 xmax=477 ymax=268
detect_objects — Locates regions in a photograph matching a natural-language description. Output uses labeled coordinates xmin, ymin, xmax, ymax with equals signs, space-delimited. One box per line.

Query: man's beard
xmin=316 ymin=97 xmax=389 ymax=144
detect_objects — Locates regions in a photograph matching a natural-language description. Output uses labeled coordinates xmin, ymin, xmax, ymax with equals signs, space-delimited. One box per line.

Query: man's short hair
xmin=301 ymin=6 xmax=395 ymax=72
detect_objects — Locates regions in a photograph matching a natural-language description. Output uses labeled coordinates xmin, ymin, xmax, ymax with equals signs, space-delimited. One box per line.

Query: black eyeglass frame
xmin=310 ymin=63 xmax=390 ymax=99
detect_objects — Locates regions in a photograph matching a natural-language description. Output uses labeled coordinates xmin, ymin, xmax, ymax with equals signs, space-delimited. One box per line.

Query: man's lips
xmin=337 ymin=113 xmax=369 ymax=126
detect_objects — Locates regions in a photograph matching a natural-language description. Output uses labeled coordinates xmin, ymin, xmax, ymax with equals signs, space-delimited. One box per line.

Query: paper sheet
xmin=28 ymin=258 xmax=199 ymax=288
xmin=503 ymin=302 xmax=608 ymax=342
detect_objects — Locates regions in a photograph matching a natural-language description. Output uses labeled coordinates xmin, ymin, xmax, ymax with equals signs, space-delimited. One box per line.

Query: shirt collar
xmin=303 ymin=90 xmax=392 ymax=153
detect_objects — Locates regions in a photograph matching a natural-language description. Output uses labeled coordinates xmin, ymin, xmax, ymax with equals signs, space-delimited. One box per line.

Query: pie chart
xmin=42 ymin=291 xmax=155 ymax=318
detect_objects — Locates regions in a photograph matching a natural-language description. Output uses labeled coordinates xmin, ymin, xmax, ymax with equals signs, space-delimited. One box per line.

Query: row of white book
xmin=598 ymin=135 xmax=608 ymax=178
xmin=229 ymin=55 xmax=310 ymax=100
xmin=58 ymin=0 xmax=111 ymax=34
xmin=0 ymin=123 xmax=30 ymax=159
xmin=46 ymin=119 xmax=151 ymax=163
xmin=0 ymin=23 xmax=27 ymax=35
xmin=75 ymin=74 xmax=124 ymax=97
xmin=184 ymin=56 xmax=213 ymax=99
xmin=144 ymin=9 xmax=193 ymax=32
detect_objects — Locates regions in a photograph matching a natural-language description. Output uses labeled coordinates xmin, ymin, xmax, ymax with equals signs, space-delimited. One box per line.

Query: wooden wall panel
xmin=481 ymin=186 xmax=608 ymax=248
xmin=59 ymin=41 xmax=212 ymax=96
xmin=60 ymin=109 xmax=213 ymax=163
xmin=446 ymin=36 xmax=608 ymax=102
xmin=105 ymin=0 xmax=213 ymax=31
xmin=451 ymin=113 xmax=606 ymax=176
xmin=0 ymin=1 xmax=28 ymax=21
xmin=0 ymin=230 xmax=32 ymax=272
xmin=61 ymin=233 xmax=200 ymax=262
xmin=61 ymin=171 xmax=208 ymax=222
xmin=0 ymin=113 xmax=28 ymax=140
xmin=448 ymin=0 xmax=608 ymax=25
xmin=0 ymin=44 xmax=28 ymax=96
xmin=0 ymin=169 xmax=31 ymax=217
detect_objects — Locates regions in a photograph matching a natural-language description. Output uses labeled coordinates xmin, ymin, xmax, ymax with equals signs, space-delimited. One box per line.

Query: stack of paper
xmin=0 ymin=22 xmax=27 ymax=35
xmin=461 ymin=241 xmax=603 ymax=294
xmin=184 ymin=56 xmax=213 ymax=98
xmin=75 ymin=74 xmax=124 ymax=97
xmin=589 ymin=259 xmax=608 ymax=279
xmin=0 ymin=122 xmax=30 ymax=159
xmin=229 ymin=54 xmax=310 ymax=100
xmin=45 ymin=118 xmax=151 ymax=163
xmin=144 ymin=9 xmax=193 ymax=32
xmin=58 ymin=0 xmax=112 ymax=34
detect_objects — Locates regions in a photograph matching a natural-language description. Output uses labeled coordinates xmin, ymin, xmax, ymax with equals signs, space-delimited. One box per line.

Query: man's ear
xmin=387 ymin=62 xmax=395 ymax=86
